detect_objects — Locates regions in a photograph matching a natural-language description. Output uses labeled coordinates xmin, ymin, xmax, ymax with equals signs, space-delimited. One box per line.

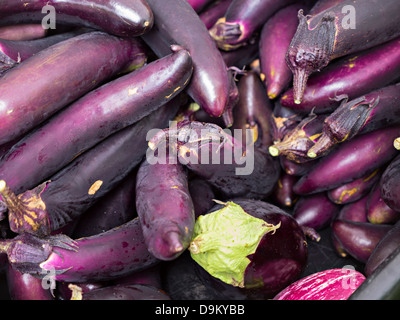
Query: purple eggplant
xmin=336 ymin=195 xmax=368 ymax=223
xmin=272 ymin=173 xmax=299 ymax=208
xmin=367 ymin=182 xmax=400 ymax=225
xmin=209 ymin=0 xmax=299 ymax=51
xmin=189 ymin=178 xmax=216 ymax=218
xmin=327 ymin=169 xmax=381 ymax=205
xmin=136 ymin=150 xmax=195 ymax=261
xmin=286 ymin=0 xmax=400 ymax=104
xmin=0 ymin=97 xmax=181 ymax=236
xmin=279 ymin=156 xmax=318 ymax=176
xmin=293 ymin=192 xmax=339 ymax=230
xmin=308 ymin=83 xmax=400 ymax=158
xmin=0 ymin=0 xmax=153 ymax=37
xmin=0 ymin=46 xmax=191 ymax=195
xmin=259 ymin=3 xmax=305 ymax=99
xmin=380 ymin=154 xmax=400 ymax=213
xmin=199 ymin=0 xmax=233 ymax=29
xmin=0 ymin=24 xmax=47 ymax=41
xmin=220 ymin=39 xmax=259 ymax=70
xmin=293 ymin=127 xmax=400 ymax=195
xmin=56 ymin=281 xmax=105 ymax=300
xmin=142 ymin=0 xmax=231 ymax=119
xmin=331 ymin=219 xmax=393 ymax=263
xmin=187 ymin=0 xmax=215 ymax=12
xmin=0 ymin=31 xmax=149 ymax=147
xmin=189 ymin=199 xmax=308 ymax=299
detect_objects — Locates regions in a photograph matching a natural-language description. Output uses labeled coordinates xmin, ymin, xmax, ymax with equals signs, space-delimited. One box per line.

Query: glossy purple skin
xmin=337 ymin=195 xmax=368 ymax=223
xmin=0 ymin=0 xmax=153 ymax=37
xmin=293 ymin=127 xmax=400 ymax=195
xmin=187 ymin=0 xmax=215 ymax=12
xmin=331 ymin=219 xmax=393 ymax=263
xmin=40 ymin=218 xmax=160 ymax=283
xmin=293 ymin=192 xmax=339 ymax=230
xmin=0 ymin=24 xmax=46 ymax=40
xmin=272 ymin=172 xmax=299 ymax=208
xmin=7 ymin=263 xmax=53 ymax=300
xmin=273 ymin=268 xmax=365 ymax=300
xmin=136 ymin=154 xmax=195 ymax=261
xmin=381 ymin=154 xmax=400 ymax=213
xmin=0 ymin=47 xmax=191 ymax=195
xmin=279 ymin=155 xmax=317 ymax=177
xmin=367 ymin=182 xmax=400 ymax=225
xmin=79 ymin=284 xmax=170 ymax=300
xmin=199 ymin=0 xmax=233 ymax=29
xmin=143 ymin=0 xmax=230 ymax=118
xmin=0 ymin=31 xmax=148 ymax=147
xmin=259 ymin=3 xmax=304 ymax=99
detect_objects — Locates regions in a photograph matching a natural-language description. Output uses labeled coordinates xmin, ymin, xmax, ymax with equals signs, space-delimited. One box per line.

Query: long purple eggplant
xmin=142 ymin=0 xmax=231 ymax=119
xmin=187 ymin=0 xmax=215 ymax=12
xmin=0 ymin=0 xmax=153 ymax=37
xmin=136 ymin=151 xmax=195 ymax=261
xmin=0 ymin=46 xmax=192 ymax=195
xmin=308 ymin=83 xmax=400 ymax=158
xmin=286 ymin=0 xmax=400 ymax=104
xmin=199 ymin=0 xmax=233 ymax=29
xmin=0 ymin=31 xmax=149 ymax=146
xmin=380 ymin=154 xmax=400 ymax=213
xmin=367 ymin=182 xmax=400 ymax=225
xmin=0 ymin=24 xmax=47 ymax=41
xmin=259 ymin=3 xmax=304 ymax=99
xmin=209 ymin=0 xmax=299 ymax=51
xmin=337 ymin=195 xmax=368 ymax=223
xmin=279 ymin=156 xmax=318 ymax=176
xmin=293 ymin=127 xmax=400 ymax=195
xmin=272 ymin=173 xmax=299 ymax=208
xmin=281 ymin=37 xmax=400 ymax=113
xmin=2 ymin=218 xmax=160 ymax=283
xmin=0 ymin=98 xmax=181 ymax=236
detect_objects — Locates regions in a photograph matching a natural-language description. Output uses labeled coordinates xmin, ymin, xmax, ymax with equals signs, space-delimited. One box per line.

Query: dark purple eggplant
xmin=209 ymin=0 xmax=299 ymax=51
xmin=286 ymin=0 xmax=400 ymax=104
xmin=0 ymin=97 xmax=181 ymax=236
xmin=199 ymin=0 xmax=233 ymax=29
xmin=220 ymin=39 xmax=259 ymax=70
xmin=187 ymin=0 xmax=215 ymax=12
xmin=189 ymin=199 xmax=308 ymax=299
xmin=189 ymin=178 xmax=216 ymax=218
xmin=380 ymin=154 xmax=400 ymax=213
xmin=365 ymin=220 xmax=400 ymax=277
xmin=308 ymin=83 xmax=400 ymax=158
xmin=259 ymin=3 xmax=304 ymax=99
xmin=279 ymin=155 xmax=318 ymax=176
xmin=336 ymin=195 xmax=368 ymax=223
xmin=142 ymin=0 xmax=231 ymax=119
xmin=56 ymin=281 xmax=105 ymax=300
xmin=331 ymin=219 xmax=393 ymax=263
xmin=136 ymin=150 xmax=195 ymax=261
xmin=272 ymin=173 xmax=299 ymax=208
xmin=327 ymin=169 xmax=381 ymax=205
xmin=0 ymin=24 xmax=47 ymax=41
xmin=0 ymin=0 xmax=153 ymax=37
xmin=293 ymin=192 xmax=339 ymax=230
xmin=0 ymin=46 xmax=191 ymax=195
xmin=294 ymin=127 xmax=400 ymax=195
xmin=0 ymin=31 xmax=149 ymax=146
xmin=367 ymin=182 xmax=400 ymax=225
xmin=112 ymin=264 xmax=163 ymax=289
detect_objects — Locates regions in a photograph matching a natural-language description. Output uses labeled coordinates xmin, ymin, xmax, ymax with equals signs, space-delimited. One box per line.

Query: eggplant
xmin=187 ymin=0 xmax=215 ymax=12
xmin=0 ymin=97 xmax=181 ymax=236
xmin=294 ymin=127 xmax=400 ymax=195
xmin=379 ymin=154 xmax=400 ymax=213
xmin=286 ymin=0 xmax=400 ymax=104
xmin=364 ymin=220 xmax=400 ymax=277
xmin=136 ymin=150 xmax=195 ymax=261
xmin=220 ymin=40 xmax=259 ymax=70
xmin=0 ymin=46 xmax=191 ymax=195
xmin=0 ymin=24 xmax=47 ymax=41
xmin=112 ymin=264 xmax=163 ymax=289
xmin=270 ymin=101 xmax=303 ymax=144
xmin=0 ymin=0 xmax=153 ymax=37
xmin=56 ymin=281 xmax=105 ymax=300
xmin=273 ymin=268 xmax=365 ymax=300
xmin=279 ymin=155 xmax=318 ymax=177
xmin=0 ymin=31 xmax=149 ymax=147
xmin=209 ymin=0 xmax=299 ymax=51
xmin=272 ymin=173 xmax=299 ymax=208
xmin=293 ymin=192 xmax=339 ymax=230
xmin=259 ymin=3 xmax=305 ymax=99
xmin=189 ymin=199 xmax=308 ymax=299
xmin=142 ymin=0 xmax=231 ymax=119
xmin=281 ymin=38 xmax=400 ymax=114
xmin=367 ymin=182 xmax=400 ymax=225
xmin=308 ymin=83 xmax=400 ymax=158
xmin=188 ymin=178 xmax=216 ymax=218
xmin=327 ymin=169 xmax=381 ymax=205
xmin=336 ymin=195 xmax=368 ymax=223
xmin=331 ymin=219 xmax=393 ymax=263
xmin=199 ymin=0 xmax=233 ymax=29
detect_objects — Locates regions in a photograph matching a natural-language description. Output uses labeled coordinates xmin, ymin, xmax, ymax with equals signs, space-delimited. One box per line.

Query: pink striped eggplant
xmin=380 ymin=154 xmax=400 ymax=213
xmin=0 ymin=0 xmax=153 ymax=37
xmin=0 ymin=98 xmax=181 ymax=236
xmin=0 ymin=31 xmax=149 ymax=146
xmin=259 ymin=3 xmax=305 ymax=99
xmin=0 ymin=46 xmax=191 ymax=195
xmin=308 ymin=83 xmax=400 ymax=158
xmin=199 ymin=0 xmax=233 ymax=29
xmin=293 ymin=127 xmax=400 ymax=195
xmin=0 ymin=24 xmax=47 ymax=41
xmin=209 ymin=0 xmax=299 ymax=51
xmin=273 ymin=268 xmax=365 ymax=300
xmin=142 ymin=0 xmax=231 ymax=119
xmin=367 ymin=182 xmax=400 ymax=225
xmin=286 ymin=0 xmax=400 ymax=104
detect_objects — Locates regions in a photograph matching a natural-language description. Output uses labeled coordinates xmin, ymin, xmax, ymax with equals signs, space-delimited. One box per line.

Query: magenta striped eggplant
xmin=286 ymin=0 xmax=400 ymax=104
xmin=293 ymin=127 xmax=400 ymax=195
xmin=0 ymin=46 xmax=191 ymax=195
xmin=308 ymin=83 xmax=400 ymax=158
xmin=0 ymin=31 xmax=149 ymax=146
xmin=0 ymin=24 xmax=46 ymax=41
xmin=367 ymin=182 xmax=400 ymax=225
xmin=380 ymin=154 xmax=400 ymax=213
xmin=199 ymin=0 xmax=233 ymax=29
xmin=0 ymin=0 xmax=153 ymax=37
xmin=273 ymin=268 xmax=365 ymax=300
xmin=209 ymin=0 xmax=299 ymax=51
xmin=259 ymin=3 xmax=305 ymax=99
xmin=0 ymin=98 xmax=181 ymax=236
xmin=142 ymin=0 xmax=231 ymax=119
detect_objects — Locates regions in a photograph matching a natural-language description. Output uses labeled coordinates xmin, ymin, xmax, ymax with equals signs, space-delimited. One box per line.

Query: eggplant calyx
xmin=189 ymin=201 xmax=280 ymax=288
xmin=209 ymin=18 xmax=245 ymax=51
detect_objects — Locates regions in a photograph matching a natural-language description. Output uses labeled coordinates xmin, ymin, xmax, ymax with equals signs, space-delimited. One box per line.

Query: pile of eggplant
xmin=0 ymin=0 xmax=399 ymax=300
